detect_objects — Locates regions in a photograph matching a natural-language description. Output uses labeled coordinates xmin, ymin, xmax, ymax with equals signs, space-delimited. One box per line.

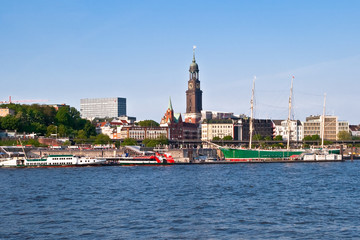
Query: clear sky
xmin=1 ymin=1 xmax=359 ymax=124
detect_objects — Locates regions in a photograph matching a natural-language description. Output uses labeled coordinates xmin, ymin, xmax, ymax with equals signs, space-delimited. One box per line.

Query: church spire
xmin=193 ymin=45 xmax=196 ymax=62
xmin=168 ymin=96 xmax=173 ymax=111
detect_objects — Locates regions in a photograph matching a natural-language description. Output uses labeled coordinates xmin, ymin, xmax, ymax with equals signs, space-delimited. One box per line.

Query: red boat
xmin=116 ymin=152 xmax=175 ymax=165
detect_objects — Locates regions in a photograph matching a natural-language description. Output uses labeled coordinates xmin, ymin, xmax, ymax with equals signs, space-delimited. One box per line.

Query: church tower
xmin=185 ymin=46 xmax=202 ymax=123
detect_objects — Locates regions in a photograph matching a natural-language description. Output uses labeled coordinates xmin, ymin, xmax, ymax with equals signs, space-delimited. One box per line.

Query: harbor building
xmin=338 ymin=120 xmax=349 ymax=133
xmin=201 ymin=118 xmax=273 ymax=142
xmin=201 ymin=119 xmax=237 ymax=141
xmin=350 ymin=125 xmax=360 ymax=137
xmin=185 ymin=48 xmax=202 ymax=124
xmin=303 ymin=115 xmax=338 ymax=141
xmin=273 ymin=120 xmax=303 ymax=141
xmin=272 ymin=120 xmax=283 ymax=137
xmin=80 ymin=97 xmax=126 ymax=120
xmin=117 ymin=126 xmax=169 ymax=140
xmin=237 ymin=118 xmax=274 ymax=141
xmin=96 ymin=122 xmax=114 ymax=137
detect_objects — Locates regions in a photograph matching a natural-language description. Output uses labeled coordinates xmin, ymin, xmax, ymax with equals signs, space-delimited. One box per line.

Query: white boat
xmin=302 ymin=94 xmax=342 ymax=161
xmin=301 ymin=150 xmax=342 ymax=161
xmin=0 ymin=157 xmax=25 ymax=167
xmin=1 ymin=154 xmax=106 ymax=167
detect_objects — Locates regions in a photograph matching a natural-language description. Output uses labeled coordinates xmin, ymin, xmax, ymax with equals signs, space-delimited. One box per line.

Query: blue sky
xmin=1 ymin=1 xmax=359 ymax=124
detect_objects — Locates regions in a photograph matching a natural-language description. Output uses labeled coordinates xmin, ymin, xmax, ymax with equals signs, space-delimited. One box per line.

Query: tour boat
xmin=0 ymin=154 xmax=106 ymax=167
xmin=116 ymin=152 xmax=175 ymax=165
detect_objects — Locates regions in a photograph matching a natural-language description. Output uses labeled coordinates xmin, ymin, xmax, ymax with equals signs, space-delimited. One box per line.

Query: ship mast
xmin=249 ymin=76 xmax=255 ymax=149
xmin=321 ymin=93 xmax=326 ymax=149
xmin=287 ymin=76 xmax=294 ymax=150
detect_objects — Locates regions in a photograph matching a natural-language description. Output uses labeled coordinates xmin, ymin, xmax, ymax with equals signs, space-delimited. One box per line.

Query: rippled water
xmin=1 ymin=161 xmax=360 ymax=239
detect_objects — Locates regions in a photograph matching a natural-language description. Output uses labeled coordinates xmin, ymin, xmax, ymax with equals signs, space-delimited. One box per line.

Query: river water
xmin=1 ymin=161 xmax=360 ymax=239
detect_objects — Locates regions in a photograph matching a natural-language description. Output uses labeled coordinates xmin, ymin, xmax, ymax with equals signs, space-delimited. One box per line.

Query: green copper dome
xmin=189 ymin=58 xmax=199 ymax=72
xmin=189 ymin=47 xmax=199 ymax=72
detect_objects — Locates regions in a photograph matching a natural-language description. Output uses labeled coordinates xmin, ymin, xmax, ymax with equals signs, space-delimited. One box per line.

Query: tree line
xmin=0 ymin=104 xmax=96 ymax=139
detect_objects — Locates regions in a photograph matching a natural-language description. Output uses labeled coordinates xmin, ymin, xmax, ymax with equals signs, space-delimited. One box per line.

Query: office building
xmin=80 ymin=97 xmax=126 ymax=120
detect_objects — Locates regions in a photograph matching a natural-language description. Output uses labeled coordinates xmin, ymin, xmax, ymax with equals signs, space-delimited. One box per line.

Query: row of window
xmin=26 ymin=162 xmax=71 ymax=166
xmin=52 ymin=157 xmax=73 ymax=160
xmin=202 ymin=125 xmax=232 ymax=129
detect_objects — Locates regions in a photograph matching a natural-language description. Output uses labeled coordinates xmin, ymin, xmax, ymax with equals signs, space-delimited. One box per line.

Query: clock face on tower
xmin=196 ymin=83 xmax=200 ymax=89
xmin=189 ymin=82 xmax=194 ymax=89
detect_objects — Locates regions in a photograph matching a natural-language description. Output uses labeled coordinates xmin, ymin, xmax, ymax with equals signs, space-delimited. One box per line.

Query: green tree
xmin=137 ymin=120 xmax=160 ymax=127
xmin=156 ymin=135 xmax=168 ymax=145
xmin=143 ymin=138 xmax=157 ymax=147
xmin=143 ymin=135 xmax=168 ymax=147
xmin=264 ymin=136 xmax=273 ymax=141
xmin=1 ymin=115 xmax=20 ymax=130
xmin=337 ymin=131 xmax=352 ymax=140
xmin=274 ymin=135 xmax=283 ymax=141
xmin=311 ymin=135 xmax=321 ymax=141
xmin=253 ymin=134 xmax=263 ymax=141
xmin=223 ymin=135 xmax=233 ymax=140
xmin=29 ymin=122 xmax=47 ymax=135
xmin=303 ymin=135 xmax=313 ymax=141
xmin=55 ymin=106 xmax=71 ymax=126
xmin=75 ymin=130 xmax=87 ymax=144
xmin=121 ymin=138 xmax=137 ymax=146
xmin=58 ymin=124 xmax=68 ymax=137
xmin=212 ymin=136 xmax=221 ymax=141
xmin=84 ymin=122 xmax=96 ymax=138
xmin=95 ymin=134 xmax=111 ymax=145
xmin=304 ymin=135 xmax=321 ymax=142
xmin=77 ymin=130 xmax=87 ymax=139
xmin=75 ymin=118 xmax=87 ymax=130
xmin=46 ymin=125 xmax=57 ymax=137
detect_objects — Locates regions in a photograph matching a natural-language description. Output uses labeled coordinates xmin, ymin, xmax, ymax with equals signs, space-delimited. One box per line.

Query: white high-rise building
xmin=80 ymin=97 xmax=126 ymax=120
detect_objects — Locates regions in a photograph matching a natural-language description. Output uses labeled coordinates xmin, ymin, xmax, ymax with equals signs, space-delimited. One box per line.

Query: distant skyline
xmin=1 ymin=1 xmax=359 ymax=124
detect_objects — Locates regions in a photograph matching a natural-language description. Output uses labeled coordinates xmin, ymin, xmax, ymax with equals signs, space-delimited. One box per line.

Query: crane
xmin=0 ymin=96 xmax=49 ymax=104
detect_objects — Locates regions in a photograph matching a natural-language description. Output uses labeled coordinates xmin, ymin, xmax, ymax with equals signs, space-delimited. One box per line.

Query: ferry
xmin=0 ymin=154 xmax=106 ymax=167
xmin=115 ymin=152 xmax=175 ymax=166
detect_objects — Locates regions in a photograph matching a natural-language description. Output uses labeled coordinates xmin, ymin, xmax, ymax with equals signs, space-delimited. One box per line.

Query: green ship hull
xmin=220 ymin=148 xmax=304 ymax=161
xmin=220 ymin=148 xmax=341 ymax=162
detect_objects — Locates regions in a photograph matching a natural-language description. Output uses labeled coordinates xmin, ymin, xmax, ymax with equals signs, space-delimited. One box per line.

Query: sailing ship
xmin=220 ymin=77 xmax=342 ymax=162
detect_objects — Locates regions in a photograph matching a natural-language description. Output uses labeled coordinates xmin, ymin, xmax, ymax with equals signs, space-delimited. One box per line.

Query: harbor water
xmin=1 ymin=161 xmax=360 ymax=239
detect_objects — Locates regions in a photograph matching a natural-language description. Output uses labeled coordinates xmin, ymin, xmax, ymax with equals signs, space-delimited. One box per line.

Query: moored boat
xmin=0 ymin=154 xmax=106 ymax=167
xmin=219 ymin=77 xmax=342 ymax=162
xmin=115 ymin=152 xmax=175 ymax=166
xmin=220 ymin=148 xmax=305 ymax=162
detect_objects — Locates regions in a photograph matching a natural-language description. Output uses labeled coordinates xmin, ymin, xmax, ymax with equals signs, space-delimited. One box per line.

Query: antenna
xmin=321 ymin=93 xmax=326 ymax=148
xmin=249 ymin=76 xmax=256 ymax=149
xmin=287 ymin=76 xmax=294 ymax=150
